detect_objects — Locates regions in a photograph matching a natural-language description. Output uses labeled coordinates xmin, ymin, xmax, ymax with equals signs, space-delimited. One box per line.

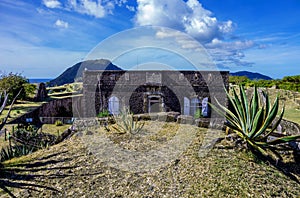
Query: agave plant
xmin=210 ymin=85 xmax=300 ymax=159
xmin=112 ymin=107 xmax=144 ymax=135
xmin=0 ymin=144 xmax=36 ymax=162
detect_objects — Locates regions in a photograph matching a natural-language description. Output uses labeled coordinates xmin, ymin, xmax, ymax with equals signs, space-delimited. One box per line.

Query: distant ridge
xmin=29 ymin=79 xmax=52 ymax=84
xmin=48 ymin=59 xmax=122 ymax=87
xmin=230 ymin=71 xmax=272 ymax=80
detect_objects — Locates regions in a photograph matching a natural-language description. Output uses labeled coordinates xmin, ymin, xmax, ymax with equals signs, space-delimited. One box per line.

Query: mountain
xmin=230 ymin=71 xmax=272 ymax=80
xmin=48 ymin=59 xmax=123 ymax=86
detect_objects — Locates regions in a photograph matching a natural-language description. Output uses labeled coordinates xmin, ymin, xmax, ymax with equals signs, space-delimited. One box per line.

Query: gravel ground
xmin=1 ymin=121 xmax=299 ymax=197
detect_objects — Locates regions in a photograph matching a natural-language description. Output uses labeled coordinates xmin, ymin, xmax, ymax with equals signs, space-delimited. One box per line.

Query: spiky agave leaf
xmin=253 ymin=96 xmax=280 ymax=139
xmin=210 ymin=85 xmax=300 ymax=161
xmin=111 ymin=107 xmax=144 ymax=135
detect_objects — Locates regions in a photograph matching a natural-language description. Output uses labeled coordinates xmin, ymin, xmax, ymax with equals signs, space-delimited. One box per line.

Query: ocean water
xmin=28 ymin=79 xmax=52 ymax=83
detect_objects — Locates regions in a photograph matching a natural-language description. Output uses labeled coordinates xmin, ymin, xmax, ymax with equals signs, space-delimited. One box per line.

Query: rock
xmin=194 ymin=118 xmax=210 ymax=128
xmin=289 ymin=141 xmax=300 ymax=151
xmin=177 ymin=115 xmax=194 ymax=125
xmin=86 ymin=131 xmax=93 ymax=135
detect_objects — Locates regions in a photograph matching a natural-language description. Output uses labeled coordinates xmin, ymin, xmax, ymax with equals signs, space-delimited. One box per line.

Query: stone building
xmin=82 ymin=70 xmax=229 ymax=118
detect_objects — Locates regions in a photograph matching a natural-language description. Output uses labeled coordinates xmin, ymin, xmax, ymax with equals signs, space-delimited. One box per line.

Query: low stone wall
xmin=277 ymin=119 xmax=300 ymax=136
xmin=73 ymin=112 xmax=226 ymax=131
xmin=73 ymin=112 xmax=300 ymax=136
xmin=9 ymin=96 xmax=82 ymax=125
xmin=73 ymin=118 xmax=100 ymax=132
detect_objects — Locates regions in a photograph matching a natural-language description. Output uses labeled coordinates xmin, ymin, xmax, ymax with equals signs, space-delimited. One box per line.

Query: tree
xmin=0 ymin=73 xmax=34 ymax=103
xmin=229 ymin=76 xmax=249 ymax=86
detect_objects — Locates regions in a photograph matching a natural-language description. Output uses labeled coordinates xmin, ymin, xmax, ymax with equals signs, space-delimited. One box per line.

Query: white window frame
xmin=183 ymin=97 xmax=190 ymax=115
xmin=191 ymin=97 xmax=201 ymax=116
xmin=108 ymin=96 xmax=120 ymax=115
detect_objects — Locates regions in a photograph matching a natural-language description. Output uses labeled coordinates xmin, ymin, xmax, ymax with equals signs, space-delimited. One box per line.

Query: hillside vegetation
xmin=229 ymin=74 xmax=300 ymax=92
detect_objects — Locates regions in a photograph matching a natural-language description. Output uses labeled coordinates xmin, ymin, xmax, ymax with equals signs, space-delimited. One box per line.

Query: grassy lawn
xmin=0 ymin=124 xmax=71 ymax=151
xmin=264 ymin=88 xmax=300 ymax=124
xmin=0 ymin=121 xmax=299 ymax=197
xmin=47 ymin=82 xmax=82 ymax=99
xmin=0 ymin=101 xmax=43 ymax=122
xmin=38 ymin=124 xmax=71 ymax=136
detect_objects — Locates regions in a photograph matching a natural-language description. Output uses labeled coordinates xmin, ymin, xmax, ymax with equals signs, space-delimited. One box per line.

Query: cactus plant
xmin=210 ymin=85 xmax=300 ymax=160
xmin=111 ymin=107 xmax=144 ymax=135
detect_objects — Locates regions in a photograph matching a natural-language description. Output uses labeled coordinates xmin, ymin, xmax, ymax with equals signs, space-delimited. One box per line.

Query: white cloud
xmin=67 ymin=0 xmax=106 ymax=18
xmin=55 ymin=19 xmax=69 ymax=28
xmin=113 ymin=0 xmax=128 ymax=7
xmin=43 ymin=0 xmax=130 ymax=18
xmin=134 ymin=0 xmax=259 ymax=69
xmin=67 ymin=0 xmax=128 ymax=18
xmin=205 ymin=38 xmax=255 ymax=68
xmin=43 ymin=0 xmax=61 ymax=8
xmin=126 ymin=5 xmax=135 ymax=12
xmin=156 ymin=28 xmax=202 ymax=51
xmin=135 ymin=0 xmax=234 ymax=43
xmin=206 ymin=38 xmax=254 ymax=50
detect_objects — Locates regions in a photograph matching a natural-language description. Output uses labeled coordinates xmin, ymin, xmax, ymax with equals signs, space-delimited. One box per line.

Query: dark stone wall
xmin=39 ymin=97 xmax=73 ymax=117
xmin=82 ymin=70 xmax=229 ymax=117
xmin=129 ymin=86 xmax=145 ymax=114
xmin=9 ymin=96 xmax=82 ymax=125
xmin=162 ymin=86 xmax=181 ymax=113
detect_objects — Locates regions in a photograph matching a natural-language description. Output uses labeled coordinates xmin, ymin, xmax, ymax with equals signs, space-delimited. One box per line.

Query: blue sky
xmin=0 ymin=0 xmax=299 ymax=79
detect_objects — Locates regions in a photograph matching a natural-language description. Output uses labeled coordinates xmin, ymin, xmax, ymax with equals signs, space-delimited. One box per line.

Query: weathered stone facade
xmin=82 ymin=70 xmax=229 ymax=118
xmin=10 ymin=97 xmax=81 ymax=125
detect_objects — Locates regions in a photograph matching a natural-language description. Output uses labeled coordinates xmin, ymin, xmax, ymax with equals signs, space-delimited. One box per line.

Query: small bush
xmin=0 ymin=144 xmax=35 ymax=162
xmin=55 ymin=120 xmax=63 ymax=126
xmin=97 ymin=110 xmax=110 ymax=118
xmin=1 ymin=125 xmax=56 ymax=162
xmin=194 ymin=109 xmax=203 ymax=119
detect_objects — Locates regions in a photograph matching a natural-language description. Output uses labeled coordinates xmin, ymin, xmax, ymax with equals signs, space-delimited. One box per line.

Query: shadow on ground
xmin=0 ymin=151 xmax=76 ymax=197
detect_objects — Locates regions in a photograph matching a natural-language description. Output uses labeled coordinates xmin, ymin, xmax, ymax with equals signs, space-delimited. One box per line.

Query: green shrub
xmin=1 ymin=125 xmax=56 ymax=162
xmin=0 ymin=144 xmax=35 ymax=162
xmin=55 ymin=120 xmax=63 ymax=126
xmin=194 ymin=109 xmax=203 ymax=119
xmin=97 ymin=110 xmax=110 ymax=118
xmin=209 ymin=85 xmax=300 ymax=161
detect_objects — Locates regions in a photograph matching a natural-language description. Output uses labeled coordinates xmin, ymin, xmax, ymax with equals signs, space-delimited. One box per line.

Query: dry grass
xmin=0 ymin=101 xmax=43 ymax=122
xmin=261 ymin=88 xmax=300 ymax=124
xmin=0 ymin=121 xmax=299 ymax=197
xmin=38 ymin=124 xmax=71 ymax=136
xmin=47 ymin=83 xmax=82 ymax=99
